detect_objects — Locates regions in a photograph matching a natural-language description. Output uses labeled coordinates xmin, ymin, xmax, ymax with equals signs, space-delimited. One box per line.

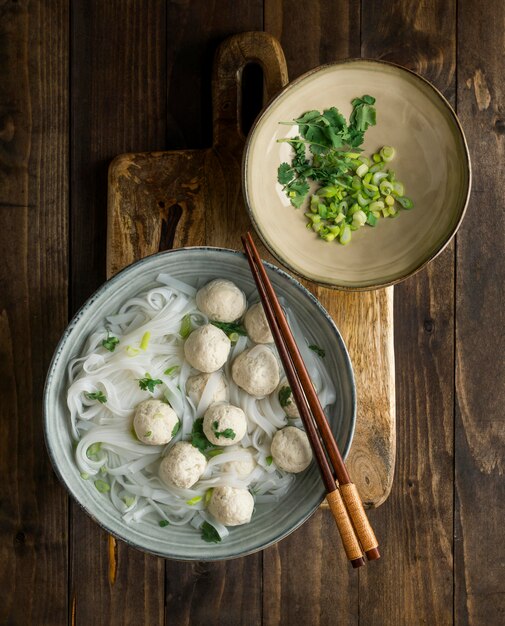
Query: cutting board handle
xmin=212 ymin=31 xmax=289 ymax=151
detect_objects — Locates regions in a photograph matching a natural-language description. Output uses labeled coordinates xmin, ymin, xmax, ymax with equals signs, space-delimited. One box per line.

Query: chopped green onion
xmin=86 ymin=442 xmax=101 ymax=459
xmin=396 ymin=196 xmax=414 ymax=209
xmin=159 ymin=520 xmax=170 ymax=527
xmin=356 ymin=163 xmax=369 ymax=178
xmin=339 ymin=225 xmax=352 ymax=245
xmin=80 ymin=472 xmax=89 ymax=480
xmin=206 ymin=448 xmax=224 ymax=458
xmin=380 ymin=146 xmax=396 ymax=162
xmin=204 ymin=488 xmax=214 ymax=506
xmin=164 ymin=365 xmax=180 ymax=376
xmin=140 ymin=331 xmax=151 ymax=351
xmin=179 ymin=315 xmax=192 ymax=339
xmin=123 ymin=496 xmax=136 ymax=507
xmin=126 ymin=345 xmax=140 ymax=357
xmin=266 ymin=456 xmax=273 ymax=466
xmin=186 ymin=495 xmax=202 ymax=506
xmin=392 ymin=181 xmax=404 ymax=196
xmin=94 ymin=479 xmax=110 ymax=493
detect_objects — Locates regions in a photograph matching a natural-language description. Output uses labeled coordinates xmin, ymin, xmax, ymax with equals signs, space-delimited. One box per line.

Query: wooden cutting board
xmin=107 ymin=31 xmax=395 ymax=508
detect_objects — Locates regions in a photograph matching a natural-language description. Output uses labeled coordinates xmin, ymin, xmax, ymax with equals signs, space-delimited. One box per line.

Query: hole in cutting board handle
xmin=240 ymin=62 xmax=264 ymax=137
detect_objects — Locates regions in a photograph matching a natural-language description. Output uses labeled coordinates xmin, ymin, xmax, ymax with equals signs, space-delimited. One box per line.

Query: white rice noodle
xmin=67 ymin=273 xmax=335 ymax=539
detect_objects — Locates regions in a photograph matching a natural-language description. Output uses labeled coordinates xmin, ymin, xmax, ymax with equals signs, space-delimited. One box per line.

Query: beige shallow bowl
xmin=243 ymin=59 xmax=471 ymax=290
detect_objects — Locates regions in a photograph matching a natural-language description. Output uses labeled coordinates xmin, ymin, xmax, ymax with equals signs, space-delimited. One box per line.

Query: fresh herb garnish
xmin=80 ymin=472 xmax=89 ymax=480
xmin=171 ymin=421 xmax=181 ymax=438
xmin=102 ymin=332 xmax=119 ymax=352
xmin=206 ymin=448 xmax=224 ymax=458
xmin=86 ymin=442 xmax=102 ymax=459
xmin=164 ymin=365 xmax=180 ymax=376
xmin=186 ymin=495 xmax=202 ymax=506
xmin=266 ymin=456 xmax=273 ymax=466
xmin=144 ymin=430 xmax=152 ymax=438
xmin=201 ymin=521 xmax=221 ymax=544
xmin=179 ymin=314 xmax=193 ymax=339
xmin=138 ymin=373 xmax=163 ymax=393
xmin=212 ymin=420 xmax=236 ymax=440
xmin=210 ymin=321 xmax=247 ymax=339
xmin=159 ymin=520 xmax=170 ymax=528
xmin=85 ymin=390 xmax=107 ymax=403
xmin=278 ymin=385 xmax=292 ymax=408
xmin=204 ymin=488 xmax=214 ymax=506
xmin=309 ymin=344 xmax=326 ymax=358
xmin=94 ymin=479 xmax=110 ymax=493
xmin=190 ymin=417 xmax=213 ymax=453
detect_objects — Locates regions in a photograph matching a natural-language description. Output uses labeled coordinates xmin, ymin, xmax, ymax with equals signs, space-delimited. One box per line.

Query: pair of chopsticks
xmin=241 ymin=232 xmax=379 ymax=568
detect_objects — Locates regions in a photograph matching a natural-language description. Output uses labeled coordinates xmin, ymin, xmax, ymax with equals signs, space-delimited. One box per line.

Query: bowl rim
xmin=43 ymin=246 xmax=356 ymax=560
xmin=242 ymin=57 xmax=472 ymax=291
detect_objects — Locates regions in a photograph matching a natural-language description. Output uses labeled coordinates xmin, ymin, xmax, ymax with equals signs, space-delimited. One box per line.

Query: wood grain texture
xmin=456 ymin=1 xmax=505 ymax=623
xmin=163 ymin=7 xmax=267 ymax=624
xmin=70 ymin=2 xmax=167 ymax=624
xmin=0 ymin=1 xmax=69 ymax=624
xmin=360 ymin=1 xmax=456 ymax=623
xmin=261 ymin=6 xmax=364 ymax=624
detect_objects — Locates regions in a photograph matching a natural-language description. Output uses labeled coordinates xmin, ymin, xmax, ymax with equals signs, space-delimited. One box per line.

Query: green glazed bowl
xmin=44 ymin=247 xmax=356 ymax=560
xmin=243 ymin=59 xmax=471 ymax=290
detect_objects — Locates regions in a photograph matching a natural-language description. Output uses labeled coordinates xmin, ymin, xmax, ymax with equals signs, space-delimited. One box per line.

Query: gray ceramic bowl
xmin=44 ymin=247 xmax=356 ymax=560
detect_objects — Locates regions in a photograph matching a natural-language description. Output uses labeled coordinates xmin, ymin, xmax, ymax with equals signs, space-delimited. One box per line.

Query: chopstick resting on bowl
xmin=241 ymin=232 xmax=380 ymax=568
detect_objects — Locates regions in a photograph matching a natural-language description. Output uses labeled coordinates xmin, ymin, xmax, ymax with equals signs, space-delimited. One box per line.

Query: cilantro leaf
xmin=201 ymin=521 xmax=221 ymax=544
xmin=309 ymin=344 xmax=326 ymax=358
xmin=102 ymin=333 xmax=120 ymax=352
xmin=85 ymin=391 xmax=107 ymax=403
xmin=159 ymin=520 xmax=170 ymax=528
xmin=212 ymin=420 xmax=236 ymax=440
xmin=278 ymin=162 xmax=295 ymax=184
xmin=138 ymin=373 xmax=163 ymax=393
xmin=191 ymin=417 xmax=213 ymax=453
xmin=349 ymin=96 xmax=377 ymax=133
xmin=210 ymin=321 xmax=247 ymax=338
xmin=278 ymin=385 xmax=292 ymax=408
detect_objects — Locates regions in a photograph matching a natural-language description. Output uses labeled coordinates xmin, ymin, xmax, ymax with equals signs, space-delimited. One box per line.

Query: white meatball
xmin=203 ymin=403 xmax=247 ymax=446
xmin=159 ymin=441 xmax=207 ymax=489
xmin=208 ymin=485 xmax=254 ymax=526
xmin=196 ymin=279 xmax=246 ymax=322
xmin=185 ymin=371 xmax=229 ymax=406
xmin=271 ymin=426 xmax=313 ymax=473
xmin=231 ymin=346 xmax=280 ymax=397
xmin=133 ymin=399 xmax=179 ymax=445
xmin=244 ymin=302 xmax=274 ymax=344
xmin=222 ymin=447 xmax=257 ymax=477
xmin=184 ymin=324 xmax=231 ymax=373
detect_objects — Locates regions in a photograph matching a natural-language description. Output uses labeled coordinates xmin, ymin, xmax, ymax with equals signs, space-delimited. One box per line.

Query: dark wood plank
xmin=70 ymin=2 xmax=167 ymax=624
xmin=163 ymin=6 xmax=265 ymax=624
xmin=0 ymin=0 xmax=69 ymax=624
xmin=455 ymin=1 xmax=505 ymax=623
xmin=360 ymin=1 xmax=456 ymax=623
xmin=262 ymin=3 xmax=361 ymax=624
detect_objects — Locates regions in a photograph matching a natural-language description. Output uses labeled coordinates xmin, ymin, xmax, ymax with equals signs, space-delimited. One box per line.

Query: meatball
xmin=244 ymin=302 xmax=274 ymax=344
xmin=184 ymin=324 xmax=231 ymax=373
xmin=222 ymin=447 xmax=257 ymax=477
xmin=196 ymin=279 xmax=246 ymax=323
xmin=159 ymin=441 xmax=207 ymax=489
xmin=231 ymin=346 xmax=280 ymax=397
xmin=203 ymin=403 xmax=247 ymax=446
xmin=185 ymin=371 xmax=229 ymax=406
xmin=271 ymin=426 xmax=313 ymax=473
xmin=133 ymin=399 xmax=179 ymax=445
xmin=208 ymin=485 xmax=254 ymax=526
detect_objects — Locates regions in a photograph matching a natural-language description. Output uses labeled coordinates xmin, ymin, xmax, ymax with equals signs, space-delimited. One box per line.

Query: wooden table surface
xmin=1 ymin=1 xmax=503 ymax=625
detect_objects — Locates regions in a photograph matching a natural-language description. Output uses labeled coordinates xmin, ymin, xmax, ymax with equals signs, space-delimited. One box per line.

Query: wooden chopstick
xmin=242 ymin=232 xmax=380 ymax=564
